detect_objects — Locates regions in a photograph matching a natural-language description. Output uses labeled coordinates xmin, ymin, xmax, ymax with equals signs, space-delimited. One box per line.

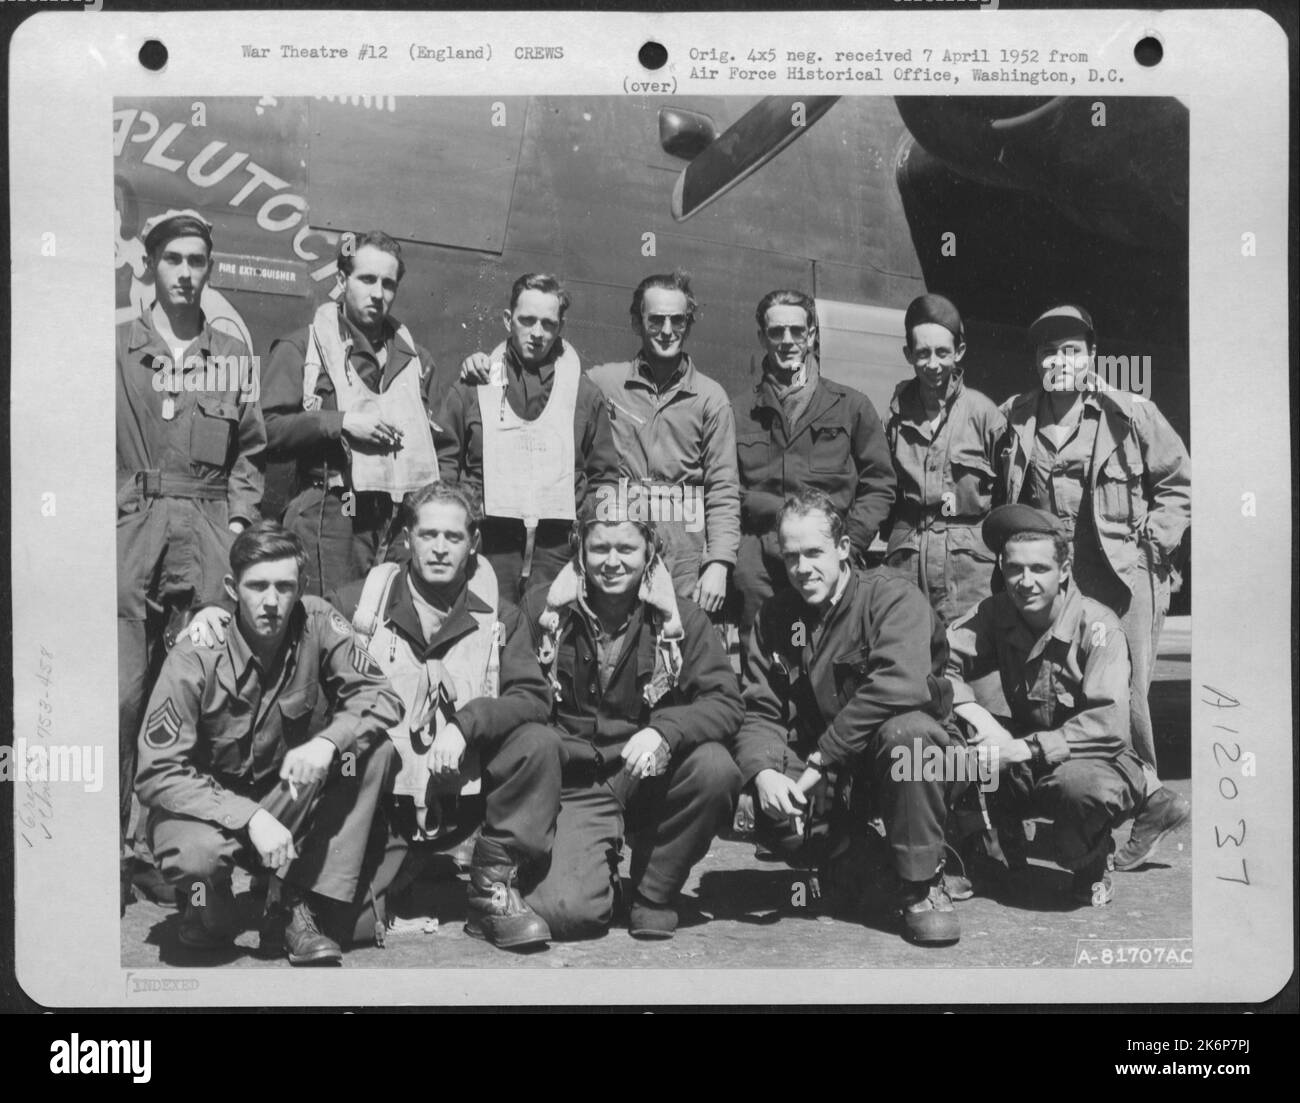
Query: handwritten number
xmin=1212 ymin=741 xmax=1242 ymax=767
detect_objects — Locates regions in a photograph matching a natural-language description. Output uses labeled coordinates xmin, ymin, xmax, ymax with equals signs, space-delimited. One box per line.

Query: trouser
xmin=119 ymin=604 xmax=193 ymax=850
xmin=118 ymin=503 xmax=235 ymax=851
xmin=480 ymin=722 xmax=564 ymax=864
xmin=525 ymin=741 xmax=742 ymax=939
xmin=885 ymin=529 xmax=996 ymax=626
xmin=283 ymin=485 xmax=403 ymax=598
xmin=1075 ymin=554 xmax=1170 ymax=772
xmin=751 ymin=711 xmax=958 ymax=883
xmin=480 ymin=517 xmax=572 ymax=604
xmin=733 ymin=533 xmax=788 ymax=634
xmin=656 ymin=517 xmax=707 ymax=601
xmin=148 ymin=740 xmax=401 ymax=904
xmin=992 ymin=750 xmax=1145 ymax=871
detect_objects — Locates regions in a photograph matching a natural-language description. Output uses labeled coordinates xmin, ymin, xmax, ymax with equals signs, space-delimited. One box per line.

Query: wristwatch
xmin=1025 ymin=735 xmax=1046 ymax=770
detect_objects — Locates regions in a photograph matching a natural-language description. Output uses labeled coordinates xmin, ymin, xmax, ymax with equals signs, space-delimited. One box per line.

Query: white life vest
xmin=352 ymin=558 xmax=504 ymax=841
xmin=302 ymin=301 xmax=440 ymax=501
xmin=476 ymin=340 xmax=580 ymax=526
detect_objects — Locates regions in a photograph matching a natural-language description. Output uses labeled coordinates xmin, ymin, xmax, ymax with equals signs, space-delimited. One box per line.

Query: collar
xmin=219 ymin=602 xmax=306 ymax=692
xmin=338 ymin=307 xmax=408 ymax=359
xmin=759 ymin=352 xmax=822 ymax=393
xmin=800 ymin=566 xmax=857 ymax=641
xmin=753 ymin=366 xmax=837 ymax=410
xmin=389 ymin=566 xmax=492 ymax=653
xmin=997 ymin=583 xmax=1085 ymax=662
xmin=893 ymin=373 xmax=966 ymax=428
xmin=126 ymin=304 xmax=217 ymax=357
xmin=505 ymin=337 xmax=562 ymax=382
xmin=630 ymin=351 xmax=697 ymax=395
xmin=576 ymin=599 xmax=655 ymax=679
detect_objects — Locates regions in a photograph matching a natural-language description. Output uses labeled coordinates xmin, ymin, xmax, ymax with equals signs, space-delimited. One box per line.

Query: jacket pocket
xmin=809 ymin=423 xmax=851 ymax=473
xmin=949 ymin=453 xmax=997 ymax=518
xmin=277 ymin=685 xmax=321 ymax=747
xmin=736 ymin=431 xmax=770 ymax=477
xmin=555 ymin=647 xmax=581 ymax=706
xmin=1096 ymin=451 xmax=1142 ymax=526
xmin=830 ymin=645 xmax=872 ymax=709
xmin=191 ymin=398 xmax=240 ymax=468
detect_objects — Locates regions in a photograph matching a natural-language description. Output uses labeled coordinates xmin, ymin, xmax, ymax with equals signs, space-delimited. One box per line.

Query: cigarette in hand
xmin=288 ymin=779 xmax=299 ymax=802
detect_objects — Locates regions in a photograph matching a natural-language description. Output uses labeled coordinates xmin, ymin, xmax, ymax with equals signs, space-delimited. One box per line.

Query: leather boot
xmin=898 ymin=867 xmax=961 ymax=946
xmin=464 ymin=836 xmax=551 ymax=949
xmin=177 ymin=879 xmax=238 ymax=951
xmin=280 ymin=887 xmax=343 ymax=966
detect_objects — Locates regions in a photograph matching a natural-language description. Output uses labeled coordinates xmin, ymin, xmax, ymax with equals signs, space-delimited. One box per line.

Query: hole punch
xmin=139 ymin=39 xmax=169 ymax=71
xmin=638 ymin=41 xmax=668 ymax=71
xmin=1133 ymin=36 xmax=1162 ymax=67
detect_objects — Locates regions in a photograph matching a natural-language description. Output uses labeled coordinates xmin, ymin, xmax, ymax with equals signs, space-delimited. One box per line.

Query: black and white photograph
xmin=5 ymin=7 xmax=1293 ymax=1012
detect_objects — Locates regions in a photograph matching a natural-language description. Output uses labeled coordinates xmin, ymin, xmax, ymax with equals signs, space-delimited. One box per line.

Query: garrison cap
xmin=982 ymin=504 xmax=1064 ymax=556
xmin=904 ymin=293 xmax=964 ymax=344
xmin=142 ymin=208 xmax=214 ymax=255
xmin=1028 ymin=303 xmax=1095 ymax=347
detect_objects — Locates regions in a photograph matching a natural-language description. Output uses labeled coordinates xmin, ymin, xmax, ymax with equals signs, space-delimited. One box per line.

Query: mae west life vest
xmin=476 ymin=340 xmax=581 ymax=577
xmin=352 ymin=558 xmax=504 ymax=841
xmin=535 ymin=558 xmax=684 ymax=712
xmin=302 ymin=301 xmax=440 ymax=500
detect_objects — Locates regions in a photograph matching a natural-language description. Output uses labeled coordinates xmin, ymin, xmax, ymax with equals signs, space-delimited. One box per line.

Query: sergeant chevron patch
xmin=144 ymin=699 xmax=182 ymax=749
xmin=351 ymin=644 xmax=383 ymax=678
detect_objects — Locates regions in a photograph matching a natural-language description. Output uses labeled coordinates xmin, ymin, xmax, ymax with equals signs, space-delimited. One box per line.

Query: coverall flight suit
xmin=586 ymin=353 xmax=741 ymax=599
xmin=884 ymin=376 xmax=1005 ymax=624
xmin=117 ymin=309 xmax=266 ymax=842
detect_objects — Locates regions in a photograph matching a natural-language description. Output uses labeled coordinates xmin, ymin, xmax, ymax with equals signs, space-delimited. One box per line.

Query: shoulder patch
xmin=350 ymin=643 xmax=383 ymax=677
xmin=329 ymin=609 xmax=353 ymax=638
xmin=143 ymin=699 xmax=183 ymax=750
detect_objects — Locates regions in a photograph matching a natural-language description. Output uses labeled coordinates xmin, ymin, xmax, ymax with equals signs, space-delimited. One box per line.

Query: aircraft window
xmin=815 ymin=298 xmax=908 ymax=418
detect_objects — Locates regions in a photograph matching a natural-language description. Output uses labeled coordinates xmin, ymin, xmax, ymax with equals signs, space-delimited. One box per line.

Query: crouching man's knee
xmin=674 ymin=742 xmax=743 ymax=807
xmin=149 ymin=815 xmax=232 ymax=887
xmin=527 ymin=875 xmax=615 ymax=941
xmin=877 ymin=710 xmax=950 ymax=751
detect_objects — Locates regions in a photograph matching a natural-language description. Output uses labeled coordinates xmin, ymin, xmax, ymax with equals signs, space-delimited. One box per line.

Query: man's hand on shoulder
xmin=188 ymin=605 xmax=232 ymax=648
xmin=459 ymin=352 xmax=492 ymax=384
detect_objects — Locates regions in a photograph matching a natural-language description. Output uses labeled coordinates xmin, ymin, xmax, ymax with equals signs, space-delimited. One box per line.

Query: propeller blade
xmin=671 ymin=96 xmax=838 ymax=221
